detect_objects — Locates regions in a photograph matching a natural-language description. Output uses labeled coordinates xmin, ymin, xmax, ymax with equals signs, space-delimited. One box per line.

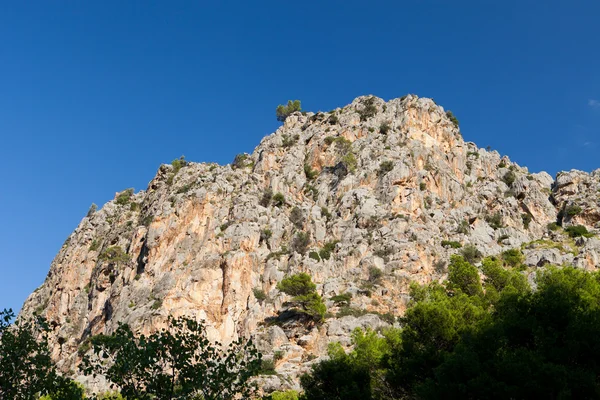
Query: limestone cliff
xmin=19 ymin=95 xmax=600 ymax=392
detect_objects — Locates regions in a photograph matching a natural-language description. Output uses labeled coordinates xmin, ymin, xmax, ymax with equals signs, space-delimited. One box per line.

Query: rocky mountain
xmin=19 ymin=94 xmax=600 ymax=393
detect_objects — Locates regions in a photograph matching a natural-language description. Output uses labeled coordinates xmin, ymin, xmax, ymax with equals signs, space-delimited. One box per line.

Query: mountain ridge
xmin=19 ymin=94 xmax=600 ymax=393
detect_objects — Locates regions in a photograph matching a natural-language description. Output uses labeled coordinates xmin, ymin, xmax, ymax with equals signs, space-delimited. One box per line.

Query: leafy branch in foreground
xmin=81 ymin=315 xmax=262 ymax=400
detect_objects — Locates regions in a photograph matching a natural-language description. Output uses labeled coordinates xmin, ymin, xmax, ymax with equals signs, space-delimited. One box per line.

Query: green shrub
xmin=446 ymin=110 xmax=459 ymax=128
xmin=379 ymin=161 xmax=394 ymax=176
xmin=328 ymin=114 xmax=339 ymax=125
xmin=502 ymin=171 xmax=516 ymax=186
xmin=486 ymin=213 xmax=503 ymax=230
xmin=98 ymin=246 xmax=129 ymax=265
xmin=419 ymin=182 xmax=427 ymax=191
xmin=270 ymin=390 xmax=299 ymax=400
xmin=260 ymin=229 xmax=272 ymax=243
xmin=565 ymin=204 xmax=583 ymax=217
xmin=522 ymin=213 xmax=532 ymax=229
xmin=253 ymin=288 xmax=267 ymax=301
xmin=309 ymin=251 xmax=321 ymax=261
xmin=456 ymin=220 xmax=470 ymax=234
xmin=272 ymin=192 xmax=286 ymax=207
xmin=379 ymin=121 xmax=391 ymax=134
xmin=304 ymin=163 xmax=318 ymax=180
xmin=259 ymin=188 xmax=273 ymax=207
xmin=331 ymin=292 xmax=352 ymax=306
xmin=89 ymin=240 xmax=100 ymax=252
xmin=171 ymin=156 xmax=187 ymax=174
xmin=368 ymin=267 xmax=383 ymax=283
xmin=232 ymin=153 xmax=253 ymax=169
xmin=358 ymin=97 xmax=378 ymax=121
xmin=304 ymin=184 xmax=319 ymax=201
xmin=282 ymin=134 xmax=299 ymax=148
xmin=289 ymin=207 xmax=304 ymax=229
xmin=319 ymin=241 xmax=338 ymax=260
xmin=97 ymin=392 xmax=126 ymax=400
xmin=460 ymin=244 xmax=483 ymax=264
xmin=276 ymin=100 xmax=301 ymax=122
xmin=341 ymin=152 xmax=358 ymax=173
xmin=258 ymin=359 xmax=277 ymax=375
xmin=547 ymin=222 xmax=560 ymax=231
xmin=277 ymin=273 xmax=326 ymax=321
xmin=129 ymin=202 xmax=140 ymax=211
xmin=321 ymin=207 xmax=332 ymax=221
xmin=502 ymin=248 xmax=524 ymax=267
xmin=115 ymin=188 xmax=134 ymax=205
xmin=151 ymin=299 xmax=163 ymax=310
xmin=291 ymin=232 xmax=310 ymax=255
xmin=565 ymin=225 xmax=594 ymax=238
xmin=441 ymin=240 xmax=462 ymax=249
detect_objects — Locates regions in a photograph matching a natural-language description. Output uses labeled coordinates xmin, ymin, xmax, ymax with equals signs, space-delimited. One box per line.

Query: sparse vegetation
xmin=291 ymin=231 xmax=310 ymax=255
xmin=277 ymin=273 xmax=326 ymax=321
xmin=304 ymin=163 xmax=318 ymax=180
xmin=253 ymin=287 xmax=267 ymax=302
xmin=379 ymin=121 xmax=391 ymax=134
xmin=115 ymin=188 xmax=134 ymax=205
xmin=289 ymin=207 xmax=304 ymax=229
xmin=379 ymin=161 xmax=394 ymax=176
xmin=98 ymin=246 xmax=129 ymax=265
xmin=460 ymin=244 xmax=483 ymax=264
xmin=441 ymin=240 xmax=462 ymax=249
xmin=357 ymin=97 xmax=378 ymax=121
xmin=276 ymin=100 xmax=301 ymax=122
xmin=486 ymin=212 xmax=504 ymax=229
xmin=565 ymin=225 xmax=594 ymax=238
xmin=272 ymin=192 xmax=286 ymax=207
xmin=282 ymin=134 xmax=300 ymax=148
xmin=368 ymin=267 xmax=383 ymax=283
xmin=259 ymin=188 xmax=273 ymax=207
xmin=446 ymin=110 xmax=459 ymax=128
xmin=318 ymin=241 xmax=338 ymax=260
xmin=565 ymin=204 xmax=583 ymax=217
xmin=331 ymin=293 xmax=352 ymax=306
xmin=502 ymin=170 xmax=517 ymax=186
xmin=522 ymin=213 xmax=532 ymax=229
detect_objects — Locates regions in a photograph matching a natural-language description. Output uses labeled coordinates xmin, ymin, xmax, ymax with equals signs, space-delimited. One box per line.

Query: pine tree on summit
xmin=276 ymin=100 xmax=302 ymax=122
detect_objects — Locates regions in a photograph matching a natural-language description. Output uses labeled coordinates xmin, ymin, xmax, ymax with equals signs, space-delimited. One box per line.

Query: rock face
xmin=19 ymin=95 xmax=600 ymax=392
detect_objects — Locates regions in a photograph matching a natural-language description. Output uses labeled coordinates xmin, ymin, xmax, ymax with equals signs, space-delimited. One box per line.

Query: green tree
xmin=81 ymin=316 xmax=262 ymax=400
xmin=277 ymin=273 xmax=326 ymax=321
xmin=0 ymin=309 xmax=82 ymax=400
xmin=276 ymin=100 xmax=302 ymax=122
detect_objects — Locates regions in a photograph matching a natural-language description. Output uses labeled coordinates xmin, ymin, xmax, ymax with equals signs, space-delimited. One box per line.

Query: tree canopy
xmin=276 ymin=100 xmax=301 ymax=122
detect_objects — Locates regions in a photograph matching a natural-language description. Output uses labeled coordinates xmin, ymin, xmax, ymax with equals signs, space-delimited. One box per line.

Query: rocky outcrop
xmin=19 ymin=94 xmax=600 ymax=393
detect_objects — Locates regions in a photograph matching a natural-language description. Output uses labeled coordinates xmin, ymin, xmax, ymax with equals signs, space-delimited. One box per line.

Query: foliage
xmin=0 ymin=309 xmax=82 ymax=399
xmin=318 ymin=241 xmax=338 ymax=260
xmin=460 ymin=244 xmax=483 ymax=264
xmin=378 ymin=161 xmax=394 ymax=176
xmin=441 ymin=240 xmax=462 ymax=249
xmin=89 ymin=239 xmax=101 ymax=252
xmin=81 ymin=316 xmax=261 ymax=400
xmin=98 ymin=246 xmax=129 ymax=265
xmin=379 ymin=121 xmax=391 ymax=134
xmin=171 ymin=156 xmax=187 ymax=174
xmin=115 ymin=188 xmax=134 ymax=205
xmin=291 ymin=231 xmax=310 ymax=255
xmin=86 ymin=203 xmax=98 ymax=217
xmin=485 ymin=212 xmax=503 ymax=229
xmin=357 ymin=97 xmax=378 ymax=121
xmin=419 ymin=182 xmax=426 ymax=191
xmin=282 ymin=134 xmax=299 ymax=148
xmin=341 ymin=152 xmax=357 ymax=173
xmin=272 ymin=192 xmax=286 ymax=207
xmin=368 ymin=267 xmax=383 ymax=283
xmin=276 ymin=100 xmax=302 ymax=122
xmin=502 ymin=248 xmax=524 ymax=267
xmin=331 ymin=292 xmax=352 ymax=306
xmin=269 ymin=389 xmax=300 ymax=400
xmin=547 ymin=222 xmax=561 ymax=231
xmin=277 ymin=273 xmax=326 ymax=321
xmin=232 ymin=153 xmax=253 ymax=169
xmin=304 ymin=164 xmax=318 ymax=180
xmin=446 ymin=110 xmax=459 ymax=128
xmin=502 ymin=170 xmax=516 ymax=186
xmin=289 ymin=207 xmax=304 ymax=229
xmin=253 ymin=287 xmax=267 ymax=301
xmin=565 ymin=224 xmax=594 ymax=238
xmin=308 ymin=251 xmax=320 ymax=261
xmin=565 ymin=204 xmax=583 ymax=217
xmin=522 ymin=212 xmax=532 ymax=229
xmin=260 ymin=188 xmax=273 ymax=207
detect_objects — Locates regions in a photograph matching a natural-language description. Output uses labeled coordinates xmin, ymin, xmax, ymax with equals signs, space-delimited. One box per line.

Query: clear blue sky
xmin=1 ymin=1 xmax=599 ymax=313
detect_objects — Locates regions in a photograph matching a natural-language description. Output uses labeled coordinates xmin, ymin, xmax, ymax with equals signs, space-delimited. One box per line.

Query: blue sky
xmin=1 ymin=1 xmax=599 ymax=312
